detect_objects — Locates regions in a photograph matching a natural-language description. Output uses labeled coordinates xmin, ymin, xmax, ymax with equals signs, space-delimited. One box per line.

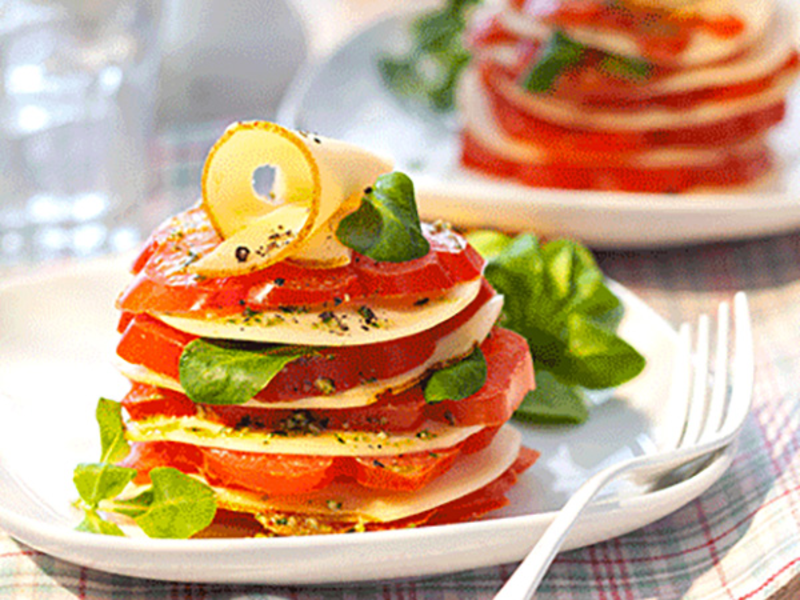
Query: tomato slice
xmin=116 ymin=280 xmax=496 ymax=405
xmin=352 ymin=446 xmax=461 ymax=492
xmin=461 ymin=130 xmax=773 ymax=193
xmin=118 ymin=206 xmax=484 ymax=317
xmin=202 ymin=448 xmax=336 ymax=496
xmin=120 ymin=436 xmax=484 ymax=495
xmin=119 ymin=326 xmax=532 ymax=433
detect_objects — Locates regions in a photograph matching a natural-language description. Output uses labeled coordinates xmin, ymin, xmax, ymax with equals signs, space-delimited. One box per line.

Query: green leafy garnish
xmin=523 ymin=30 xmax=585 ymax=93
xmin=73 ymin=399 xmax=217 ymax=539
xmin=514 ymin=372 xmax=589 ymax=425
xmin=378 ymin=0 xmax=480 ymax=112
xmin=336 ymin=172 xmax=430 ymax=263
xmin=132 ymin=468 xmax=217 ymax=539
xmin=599 ymin=53 xmax=652 ymax=81
xmin=179 ymin=339 xmax=311 ymax=405
xmin=470 ymin=231 xmax=646 ymax=425
xmin=424 ymin=347 xmax=488 ymax=404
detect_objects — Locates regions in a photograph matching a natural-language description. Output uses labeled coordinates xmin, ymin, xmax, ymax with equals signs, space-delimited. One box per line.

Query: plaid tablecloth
xmin=2 ymin=125 xmax=800 ymax=599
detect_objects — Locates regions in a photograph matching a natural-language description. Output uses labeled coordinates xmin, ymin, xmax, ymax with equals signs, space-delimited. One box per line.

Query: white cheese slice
xmin=117 ymin=293 xmax=503 ymax=410
xmin=156 ymin=277 xmax=483 ymax=347
xmin=125 ymin=416 xmax=484 ymax=457
xmin=207 ymin=425 xmax=522 ymax=523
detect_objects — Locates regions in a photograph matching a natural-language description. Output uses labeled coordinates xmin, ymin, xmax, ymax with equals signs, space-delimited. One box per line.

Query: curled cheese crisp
xmin=191 ymin=121 xmax=393 ymax=277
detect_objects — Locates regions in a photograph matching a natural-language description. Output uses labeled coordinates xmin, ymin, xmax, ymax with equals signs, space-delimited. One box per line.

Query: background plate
xmin=0 ymin=257 xmax=734 ymax=583
xmin=278 ymin=7 xmax=800 ymax=249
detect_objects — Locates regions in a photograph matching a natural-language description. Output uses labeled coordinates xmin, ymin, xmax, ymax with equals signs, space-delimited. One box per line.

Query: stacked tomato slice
xmin=113 ymin=205 xmax=539 ymax=535
xmin=459 ymin=0 xmax=799 ymax=192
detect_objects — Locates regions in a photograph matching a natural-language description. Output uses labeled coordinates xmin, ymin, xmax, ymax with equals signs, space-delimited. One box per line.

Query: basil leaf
xmin=424 ymin=347 xmax=487 ymax=404
xmin=464 ymin=230 xmax=514 ymax=261
xmin=102 ymin=489 xmax=154 ymax=519
xmin=523 ymin=30 xmax=585 ymax=93
xmin=514 ymin=372 xmax=589 ymax=425
xmin=76 ymin=509 xmax=125 ymax=536
xmin=179 ymin=339 xmax=309 ymax=405
xmin=378 ymin=0 xmax=479 ymax=112
xmin=336 ymin=172 xmax=430 ymax=263
xmin=551 ymin=313 xmax=647 ymax=389
xmin=96 ymin=398 xmax=129 ymax=464
xmin=480 ymin=233 xmax=645 ymax=390
xmin=600 ymin=53 xmax=652 ymax=81
xmin=74 ymin=463 xmax=136 ymax=507
xmin=134 ymin=468 xmax=216 ymax=539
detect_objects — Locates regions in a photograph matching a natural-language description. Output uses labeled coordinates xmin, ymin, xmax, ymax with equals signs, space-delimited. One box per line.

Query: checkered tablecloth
xmin=2 ymin=124 xmax=800 ymax=599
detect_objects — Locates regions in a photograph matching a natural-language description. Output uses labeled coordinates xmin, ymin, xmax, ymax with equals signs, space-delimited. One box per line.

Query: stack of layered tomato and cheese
xmin=110 ymin=122 xmax=538 ymax=536
xmin=459 ymin=0 xmax=799 ymax=192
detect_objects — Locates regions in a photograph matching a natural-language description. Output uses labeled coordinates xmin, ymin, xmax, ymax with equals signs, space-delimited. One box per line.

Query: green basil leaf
xmin=551 ymin=313 xmax=647 ymax=388
xmin=478 ymin=233 xmax=646 ymax=391
xmin=424 ymin=347 xmax=487 ymax=404
xmin=464 ymin=230 xmax=513 ymax=261
xmin=101 ymin=489 xmax=154 ymax=519
xmin=600 ymin=53 xmax=652 ymax=81
xmin=523 ymin=30 xmax=585 ymax=93
xmin=134 ymin=468 xmax=216 ymax=539
xmin=378 ymin=0 xmax=479 ymax=112
xmin=514 ymin=372 xmax=589 ymax=425
xmin=96 ymin=398 xmax=129 ymax=464
xmin=179 ymin=339 xmax=308 ymax=405
xmin=73 ymin=463 xmax=136 ymax=507
xmin=336 ymin=172 xmax=430 ymax=263
xmin=76 ymin=508 xmax=125 ymax=536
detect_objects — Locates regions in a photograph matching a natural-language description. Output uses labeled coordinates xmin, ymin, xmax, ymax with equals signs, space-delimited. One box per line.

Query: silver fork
xmin=495 ymin=293 xmax=754 ymax=600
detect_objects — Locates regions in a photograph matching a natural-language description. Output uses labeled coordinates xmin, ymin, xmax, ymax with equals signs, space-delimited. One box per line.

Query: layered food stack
xmin=109 ymin=122 xmax=538 ymax=536
xmin=459 ymin=0 xmax=799 ymax=192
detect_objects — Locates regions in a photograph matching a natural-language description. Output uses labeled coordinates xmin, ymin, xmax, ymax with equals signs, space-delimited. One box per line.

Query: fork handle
xmin=494 ymin=460 xmax=634 ymax=600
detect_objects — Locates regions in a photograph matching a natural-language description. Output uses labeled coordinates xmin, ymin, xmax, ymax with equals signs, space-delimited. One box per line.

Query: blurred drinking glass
xmin=0 ymin=0 xmax=160 ymax=266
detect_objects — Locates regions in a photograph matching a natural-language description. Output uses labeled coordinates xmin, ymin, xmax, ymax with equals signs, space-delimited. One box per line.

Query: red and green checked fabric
xmin=2 ymin=126 xmax=800 ymax=599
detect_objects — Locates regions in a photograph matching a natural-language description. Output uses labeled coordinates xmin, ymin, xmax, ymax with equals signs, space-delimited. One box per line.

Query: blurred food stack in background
xmin=458 ymin=0 xmax=799 ymax=192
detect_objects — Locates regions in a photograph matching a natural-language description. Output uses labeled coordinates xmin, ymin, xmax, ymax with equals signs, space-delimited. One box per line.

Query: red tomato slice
xmin=352 ymin=446 xmax=461 ymax=492
xmin=119 ymin=326 xmax=533 ymax=433
xmin=202 ymin=448 xmax=336 ymax=496
xmin=120 ymin=436 xmax=485 ymax=495
xmin=461 ymin=130 xmax=773 ymax=193
xmin=116 ymin=280 xmax=497 ymax=405
xmin=118 ymin=206 xmax=484 ymax=317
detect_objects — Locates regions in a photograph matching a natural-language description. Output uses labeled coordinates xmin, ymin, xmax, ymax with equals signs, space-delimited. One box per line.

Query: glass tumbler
xmin=0 ymin=0 xmax=161 ymax=266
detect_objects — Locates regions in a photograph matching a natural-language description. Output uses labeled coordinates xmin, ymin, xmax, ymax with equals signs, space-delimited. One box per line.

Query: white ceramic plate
xmin=277 ymin=7 xmax=800 ymax=249
xmin=0 ymin=256 xmax=735 ymax=584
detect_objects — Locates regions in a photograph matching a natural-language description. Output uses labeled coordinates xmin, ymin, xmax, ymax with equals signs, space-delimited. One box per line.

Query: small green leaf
xmin=76 ymin=508 xmax=125 ymax=536
xmin=134 ymin=468 xmax=216 ymax=539
xmin=514 ymin=372 xmax=589 ymax=425
xmin=600 ymin=53 xmax=652 ymax=81
xmin=464 ymin=230 xmax=513 ymax=261
xmin=523 ymin=30 xmax=585 ymax=93
xmin=378 ymin=0 xmax=479 ymax=112
xmin=96 ymin=398 xmax=130 ymax=464
xmin=179 ymin=339 xmax=308 ymax=405
xmin=551 ymin=314 xmax=647 ymax=389
xmin=74 ymin=463 xmax=137 ymax=507
xmin=424 ymin=347 xmax=487 ymax=404
xmin=101 ymin=488 xmax=154 ymax=519
xmin=336 ymin=172 xmax=430 ymax=263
